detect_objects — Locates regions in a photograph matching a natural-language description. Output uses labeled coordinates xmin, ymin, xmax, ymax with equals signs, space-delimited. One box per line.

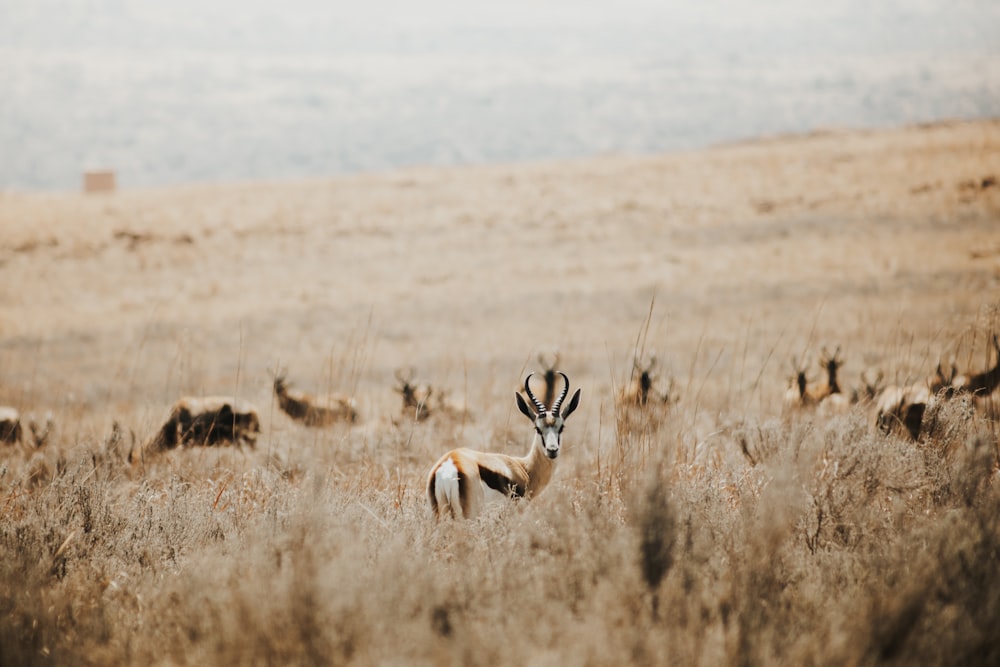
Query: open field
xmin=1 ymin=119 xmax=1000 ymax=665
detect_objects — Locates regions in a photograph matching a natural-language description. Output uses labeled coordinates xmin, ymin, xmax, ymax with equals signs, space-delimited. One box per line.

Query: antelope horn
xmin=524 ymin=373 xmax=547 ymax=415
xmin=551 ymin=372 xmax=571 ymax=416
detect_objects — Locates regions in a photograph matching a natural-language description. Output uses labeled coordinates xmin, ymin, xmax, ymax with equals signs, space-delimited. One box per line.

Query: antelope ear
xmin=515 ymin=392 xmax=535 ymax=420
xmin=561 ymin=388 xmax=582 ymax=419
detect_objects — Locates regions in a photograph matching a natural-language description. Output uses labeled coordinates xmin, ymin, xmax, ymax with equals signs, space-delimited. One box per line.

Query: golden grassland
xmin=1 ymin=119 xmax=1000 ymax=665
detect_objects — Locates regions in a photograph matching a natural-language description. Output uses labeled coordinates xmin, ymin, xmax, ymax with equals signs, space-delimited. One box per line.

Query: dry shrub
xmin=1 ymin=377 xmax=999 ymax=666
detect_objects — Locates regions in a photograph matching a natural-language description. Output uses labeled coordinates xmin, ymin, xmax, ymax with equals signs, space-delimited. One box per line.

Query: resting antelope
xmin=949 ymin=334 xmax=1000 ymax=397
xmin=874 ymin=363 xmax=953 ymax=440
xmin=427 ymin=372 xmax=581 ymax=520
xmin=394 ymin=367 xmax=470 ymax=423
xmin=852 ymin=368 xmax=885 ymax=405
xmin=0 ymin=406 xmax=22 ymax=444
xmin=151 ymin=396 xmax=260 ymax=451
xmin=0 ymin=407 xmax=53 ymax=447
xmin=274 ymin=372 xmax=358 ymax=426
xmin=394 ymin=367 xmax=434 ymax=422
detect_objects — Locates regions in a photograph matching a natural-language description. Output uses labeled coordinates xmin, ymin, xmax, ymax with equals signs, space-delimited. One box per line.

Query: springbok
xmin=394 ymin=367 xmax=470 ymax=423
xmin=151 ymin=396 xmax=261 ymax=451
xmin=950 ymin=334 xmax=1000 ymax=397
xmin=807 ymin=346 xmax=844 ymax=403
xmin=0 ymin=406 xmax=22 ymax=444
xmin=875 ymin=383 xmax=932 ymax=440
xmin=394 ymin=367 xmax=434 ymax=422
xmin=0 ymin=407 xmax=53 ymax=447
xmin=273 ymin=372 xmax=358 ymax=426
xmin=873 ymin=362 xmax=954 ymax=440
xmin=535 ymin=349 xmax=562 ymax=408
xmin=427 ymin=372 xmax=582 ymax=520
xmin=813 ymin=347 xmax=853 ymax=416
xmin=852 ymin=368 xmax=885 ymax=405
xmin=782 ymin=357 xmax=815 ymax=413
xmin=619 ymin=355 xmax=674 ymax=408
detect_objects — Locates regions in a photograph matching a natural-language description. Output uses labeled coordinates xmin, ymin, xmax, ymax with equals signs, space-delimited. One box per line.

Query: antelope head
xmin=790 ymin=356 xmax=809 ymax=397
xmin=271 ymin=366 xmax=289 ymax=394
xmin=537 ymin=348 xmax=562 ymax=409
xmin=858 ymin=367 xmax=885 ymax=402
xmin=634 ymin=354 xmax=658 ymax=399
xmin=819 ymin=346 xmax=844 ymax=386
xmin=515 ymin=371 xmax=581 ymax=460
xmin=394 ymin=366 xmax=433 ymax=412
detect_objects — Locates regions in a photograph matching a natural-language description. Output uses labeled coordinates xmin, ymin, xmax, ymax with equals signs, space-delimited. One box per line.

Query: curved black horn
xmin=551 ymin=372 xmax=571 ymax=415
xmin=524 ymin=373 xmax=547 ymax=415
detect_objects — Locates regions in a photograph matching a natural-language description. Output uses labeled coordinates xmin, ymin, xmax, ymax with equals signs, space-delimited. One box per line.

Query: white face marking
xmin=536 ymin=415 xmax=565 ymax=459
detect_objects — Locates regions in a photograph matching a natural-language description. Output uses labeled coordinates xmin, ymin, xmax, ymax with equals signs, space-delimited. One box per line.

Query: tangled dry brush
xmin=1 ymin=336 xmax=999 ymax=667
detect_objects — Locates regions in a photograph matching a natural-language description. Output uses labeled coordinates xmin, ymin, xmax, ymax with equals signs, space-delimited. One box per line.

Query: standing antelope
xmin=427 ymin=372 xmax=582 ymax=520
xmin=782 ymin=357 xmax=815 ymax=414
xmin=813 ymin=347 xmax=853 ymax=416
xmin=394 ymin=367 xmax=434 ymax=422
xmin=536 ymin=349 xmax=562 ymax=408
xmin=619 ymin=355 xmax=674 ymax=407
xmin=852 ymin=368 xmax=885 ymax=405
xmin=807 ymin=346 xmax=844 ymax=403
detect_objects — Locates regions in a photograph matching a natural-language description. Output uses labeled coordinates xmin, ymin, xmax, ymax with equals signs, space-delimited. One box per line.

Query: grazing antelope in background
xmin=394 ymin=366 xmax=433 ymax=422
xmin=273 ymin=371 xmax=358 ymax=426
xmin=874 ymin=362 xmax=954 ymax=440
xmin=427 ymin=371 xmax=582 ymax=520
xmin=785 ymin=347 xmax=852 ymax=416
xmin=151 ymin=396 xmax=261 ymax=451
xmin=813 ymin=347 xmax=852 ymax=416
xmin=393 ymin=367 xmax=471 ymax=423
xmin=0 ymin=407 xmax=53 ymax=448
xmin=783 ymin=357 xmax=815 ymax=414
xmin=0 ymin=406 xmax=22 ymax=444
xmin=535 ymin=349 xmax=562 ymax=408
xmin=619 ymin=354 xmax=674 ymax=407
xmin=807 ymin=346 xmax=844 ymax=403
xmin=852 ymin=368 xmax=885 ymax=405
xmin=875 ymin=383 xmax=932 ymax=440
xmin=949 ymin=334 xmax=1000 ymax=397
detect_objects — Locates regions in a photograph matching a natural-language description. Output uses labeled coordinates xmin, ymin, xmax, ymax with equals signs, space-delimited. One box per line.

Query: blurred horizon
xmin=2 ymin=0 xmax=999 ymax=190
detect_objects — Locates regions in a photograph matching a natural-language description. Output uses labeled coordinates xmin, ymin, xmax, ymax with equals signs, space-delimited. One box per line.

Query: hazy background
xmin=2 ymin=0 xmax=998 ymax=190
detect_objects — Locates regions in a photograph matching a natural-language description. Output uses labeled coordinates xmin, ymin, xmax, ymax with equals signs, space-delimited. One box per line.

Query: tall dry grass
xmin=1 ymin=332 xmax=998 ymax=667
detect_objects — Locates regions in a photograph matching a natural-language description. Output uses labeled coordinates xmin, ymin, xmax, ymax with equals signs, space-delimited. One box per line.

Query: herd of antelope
xmin=2 ymin=335 xmax=999 ymax=519
xmin=782 ymin=336 xmax=1000 ymax=440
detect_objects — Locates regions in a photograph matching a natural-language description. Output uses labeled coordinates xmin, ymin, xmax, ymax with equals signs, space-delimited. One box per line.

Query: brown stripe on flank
xmin=457 ymin=467 xmax=470 ymax=517
xmin=428 ymin=474 xmax=438 ymax=514
xmin=478 ymin=465 xmax=526 ymax=498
